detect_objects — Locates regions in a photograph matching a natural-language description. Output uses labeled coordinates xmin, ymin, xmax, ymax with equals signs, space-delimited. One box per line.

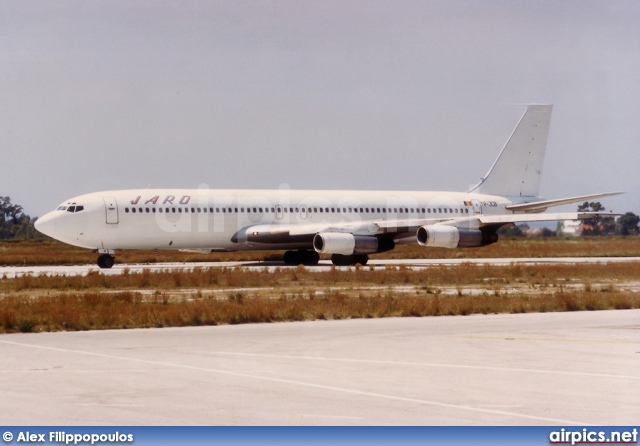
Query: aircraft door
xmin=104 ymin=197 xmax=119 ymax=224
xmin=299 ymin=205 xmax=307 ymax=220
xmin=471 ymin=200 xmax=482 ymax=215
xmin=275 ymin=205 xmax=283 ymax=220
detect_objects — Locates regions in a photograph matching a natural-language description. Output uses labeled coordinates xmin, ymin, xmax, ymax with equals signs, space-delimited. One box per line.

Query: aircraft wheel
xmin=354 ymin=254 xmax=369 ymax=266
xmin=330 ymin=254 xmax=350 ymax=266
xmin=283 ymin=251 xmax=298 ymax=265
xmin=302 ymin=251 xmax=320 ymax=265
xmin=97 ymin=254 xmax=115 ymax=269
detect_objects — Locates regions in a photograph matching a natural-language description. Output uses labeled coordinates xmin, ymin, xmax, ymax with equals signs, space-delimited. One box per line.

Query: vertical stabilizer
xmin=469 ymin=104 xmax=552 ymax=197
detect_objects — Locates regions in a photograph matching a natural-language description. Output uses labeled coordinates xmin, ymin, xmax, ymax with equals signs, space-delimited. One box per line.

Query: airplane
xmin=35 ymin=104 xmax=621 ymax=269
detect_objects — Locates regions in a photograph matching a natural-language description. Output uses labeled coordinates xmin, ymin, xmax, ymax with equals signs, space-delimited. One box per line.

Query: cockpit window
xmin=62 ymin=205 xmax=84 ymax=213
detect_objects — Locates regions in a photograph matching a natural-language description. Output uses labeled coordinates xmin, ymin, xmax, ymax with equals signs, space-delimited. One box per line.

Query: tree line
xmin=1 ymin=196 xmax=639 ymax=241
xmin=0 ymin=196 xmax=39 ymax=240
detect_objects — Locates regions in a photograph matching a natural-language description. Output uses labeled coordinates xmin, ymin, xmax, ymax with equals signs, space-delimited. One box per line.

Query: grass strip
xmin=2 ymin=289 xmax=638 ymax=333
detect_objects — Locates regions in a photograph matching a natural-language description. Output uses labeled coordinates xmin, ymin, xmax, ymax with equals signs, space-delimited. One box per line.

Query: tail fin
xmin=468 ymin=104 xmax=552 ymax=197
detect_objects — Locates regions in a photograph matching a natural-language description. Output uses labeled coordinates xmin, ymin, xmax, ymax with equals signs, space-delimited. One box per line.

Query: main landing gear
xmin=330 ymin=254 xmax=369 ymax=266
xmin=282 ymin=251 xmax=369 ymax=266
xmin=97 ymin=254 xmax=115 ymax=269
xmin=283 ymin=250 xmax=320 ymax=266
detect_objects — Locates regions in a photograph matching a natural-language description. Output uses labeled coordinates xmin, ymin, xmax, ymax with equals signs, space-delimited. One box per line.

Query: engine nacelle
xmin=416 ymin=225 xmax=495 ymax=249
xmin=313 ymin=233 xmax=379 ymax=255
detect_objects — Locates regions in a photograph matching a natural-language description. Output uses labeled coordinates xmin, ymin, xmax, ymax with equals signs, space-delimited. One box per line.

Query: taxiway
xmin=1 ymin=310 xmax=638 ymax=425
xmin=1 ymin=256 xmax=640 ymax=278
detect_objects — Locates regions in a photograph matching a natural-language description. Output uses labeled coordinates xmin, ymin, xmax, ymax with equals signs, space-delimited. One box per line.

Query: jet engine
xmin=416 ymin=225 xmax=497 ymax=249
xmin=313 ymin=233 xmax=379 ymax=255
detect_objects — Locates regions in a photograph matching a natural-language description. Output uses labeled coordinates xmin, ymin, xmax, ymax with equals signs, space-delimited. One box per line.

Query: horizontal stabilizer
xmin=505 ymin=192 xmax=624 ymax=213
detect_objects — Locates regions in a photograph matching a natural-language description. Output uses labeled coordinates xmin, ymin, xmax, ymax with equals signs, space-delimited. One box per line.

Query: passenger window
xmin=185 ymin=208 xmax=189 ymax=213
xmin=132 ymin=208 xmax=136 ymax=213
xmin=178 ymin=208 xmax=182 ymax=213
xmin=146 ymin=208 xmax=150 ymax=213
xmin=152 ymin=208 xmax=156 ymax=213
xmin=159 ymin=208 xmax=163 ymax=213
xmin=125 ymin=208 xmax=129 ymax=213
xmin=172 ymin=208 xmax=176 ymax=213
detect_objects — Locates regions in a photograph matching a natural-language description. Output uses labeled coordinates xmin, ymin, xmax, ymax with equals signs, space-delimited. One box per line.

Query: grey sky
xmin=1 ymin=0 xmax=639 ymax=218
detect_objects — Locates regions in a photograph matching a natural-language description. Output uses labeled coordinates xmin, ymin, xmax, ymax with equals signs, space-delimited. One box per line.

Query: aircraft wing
xmin=234 ymin=212 xmax=613 ymax=244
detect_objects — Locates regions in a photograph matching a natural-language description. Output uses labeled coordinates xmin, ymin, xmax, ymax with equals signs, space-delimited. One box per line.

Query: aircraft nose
xmin=35 ymin=212 xmax=57 ymax=238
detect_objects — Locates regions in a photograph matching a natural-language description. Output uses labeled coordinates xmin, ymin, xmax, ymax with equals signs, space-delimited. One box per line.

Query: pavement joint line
xmin=459 ymin=335 xmax=640 ymax=345
xmin=192 ymin=351 xmax=640 ymax=381
xmin=0 ymin=339 xmax=593 ymax=426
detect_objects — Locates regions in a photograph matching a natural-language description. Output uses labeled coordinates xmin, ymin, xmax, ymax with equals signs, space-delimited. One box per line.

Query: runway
xmin=1 ymin=310 xmax=638 ymax=425
xmin=2 ymin=256 xmax=640 ymax=277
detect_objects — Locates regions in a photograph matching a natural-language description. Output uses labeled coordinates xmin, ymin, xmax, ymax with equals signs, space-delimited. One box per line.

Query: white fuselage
xmin=35 ymin=188 xmax=514 ymax=252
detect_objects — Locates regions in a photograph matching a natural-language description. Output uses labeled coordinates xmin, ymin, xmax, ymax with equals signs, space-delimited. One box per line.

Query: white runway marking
xmin=0 ymin=339 xmax=592 ymax=426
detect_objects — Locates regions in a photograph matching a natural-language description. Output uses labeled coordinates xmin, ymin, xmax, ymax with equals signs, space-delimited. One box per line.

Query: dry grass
xmin=1 ymin=260 xmax=639 ymax=333
xmin=1 ymin=289 xmax=637 ymax=333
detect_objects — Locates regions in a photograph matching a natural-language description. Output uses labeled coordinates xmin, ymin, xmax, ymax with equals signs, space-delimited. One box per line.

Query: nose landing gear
xmin=97 ymin=254 xmax=115 ymax=269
